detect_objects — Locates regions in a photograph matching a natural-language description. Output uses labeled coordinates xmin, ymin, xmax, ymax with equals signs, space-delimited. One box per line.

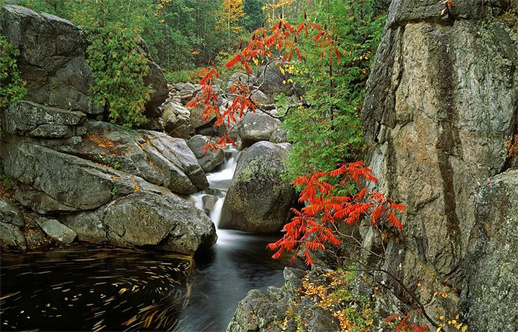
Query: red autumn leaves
xmin=267 ymin=161 xmax=405 ymax=266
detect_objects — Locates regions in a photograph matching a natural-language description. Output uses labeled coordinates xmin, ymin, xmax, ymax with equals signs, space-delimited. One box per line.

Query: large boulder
xmin=257 ymin=62 xmax=294 ymax=96
xmin=0 ymin=5 xmax=101 ymax=115
xmin=219 ymin=142 xmax=295 ymax=233
xmin=161 ymin=101 xmax=195 ymax=139
xmin=227 ymin=268 xmax=341 ymax=332
xmin=237 ymin=111 xmax=281 ymax=148
xmin=227 ymin=268 xmax=303 ymax=332
xmin=60 ymin=191 xmax=217 ymax=255
xmin=0 ymin=139 xmax=217 ymax=253
xmin=98 ymin=192 xmax=216 ymax=255
xmin=360 ymin=0 xmax=518 ymax=319
xmin=461 ymin=170 xmax=518 ymax=331
xmin=1 ymin=142 xmax=132 ymax=213
xmin=1 ymin=129 xmax=208 ymax=213
xmin=142 ymin=61 xmax=169 ymax=116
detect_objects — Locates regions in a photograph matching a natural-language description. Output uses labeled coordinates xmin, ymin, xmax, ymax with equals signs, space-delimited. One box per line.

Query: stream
xmin=0 ymin=147 xmax=292 ymax=331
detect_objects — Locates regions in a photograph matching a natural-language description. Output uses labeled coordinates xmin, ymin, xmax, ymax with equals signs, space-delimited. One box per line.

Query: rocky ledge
xmin=0 ymin=101 xmax=217 ymax=255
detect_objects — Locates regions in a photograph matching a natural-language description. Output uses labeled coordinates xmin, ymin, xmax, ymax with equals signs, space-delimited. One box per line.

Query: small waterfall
xmin=190 ymin=146 xmax=239 ymax=228
xmin=179 ymin=145 xmax=291 ymax=331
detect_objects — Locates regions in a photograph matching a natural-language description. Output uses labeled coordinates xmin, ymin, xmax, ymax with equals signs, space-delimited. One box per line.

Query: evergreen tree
xmin=243 ymin=0 xmax=264 ymax=31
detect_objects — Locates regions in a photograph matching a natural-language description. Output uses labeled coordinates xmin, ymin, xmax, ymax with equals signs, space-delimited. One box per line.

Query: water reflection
xmin=178 ymin=231 xmax=294 ymax=332
xmin=0 ymin=233 xmax=296 ymax=332
xmin=1 ymin=246 xmax=193 ymax=331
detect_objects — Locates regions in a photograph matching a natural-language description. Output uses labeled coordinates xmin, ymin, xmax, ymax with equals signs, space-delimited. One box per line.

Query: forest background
xmin=1 ymin=0 xmax=385 ymax=177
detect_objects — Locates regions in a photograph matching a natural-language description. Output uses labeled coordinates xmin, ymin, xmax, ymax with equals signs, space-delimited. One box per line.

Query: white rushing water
xmin=190 ymin=146 xmax=239 ymax=228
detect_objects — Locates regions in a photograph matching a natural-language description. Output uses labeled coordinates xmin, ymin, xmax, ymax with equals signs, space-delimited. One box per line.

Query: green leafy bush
xmin=86 ymin=29 xmax=152 ymax=127
xmin=164 ymin=69 xmax=199 ymax=84
xmin=279 ymin=0 xmax=385 ymax=179
xmin=0 ymin=35 xmax=27 ymax=108
xmin=71 ymin=0 xmax=155 ymax=127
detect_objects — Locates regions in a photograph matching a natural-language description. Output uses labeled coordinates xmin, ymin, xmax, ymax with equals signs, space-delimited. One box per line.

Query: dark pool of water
xmin=0 ymin=231 xmax=295 ymax=332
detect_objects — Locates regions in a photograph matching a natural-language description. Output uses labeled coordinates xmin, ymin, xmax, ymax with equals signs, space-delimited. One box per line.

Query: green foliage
xmin=71 ymin=0 xmax=154 ymax=127
xmin=0 ymin=164 xmax=12 ymax=189
xmin=12 ymin=0 xmax=71 ymax=17
xmin=5 ymin=0 xmax=268 ymax=72
xmin=0 ymin=35 xmax=27 ymax=108
xmin=111 ymin=184 xmax=118 ymax=197
xmin=280 ymin=0 xmax=385 ymax=179
xmin=163 ymin=69 xmax=199 ymax=84
xmin=152 ymin=0 xmax=221 ymax=70
xmin=86 ymin=29 xmax=152 ymax=127
xmin=243 ymin=0 xmax=265 ymax=31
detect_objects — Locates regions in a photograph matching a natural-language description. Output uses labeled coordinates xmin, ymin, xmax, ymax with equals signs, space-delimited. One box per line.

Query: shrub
xmin=0 ymin=35 xmax=27 ymax=108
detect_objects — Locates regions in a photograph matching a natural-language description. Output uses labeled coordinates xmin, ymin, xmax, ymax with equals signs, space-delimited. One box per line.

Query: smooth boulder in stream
xmin=219 ymin=141 xmax=296 ymax=233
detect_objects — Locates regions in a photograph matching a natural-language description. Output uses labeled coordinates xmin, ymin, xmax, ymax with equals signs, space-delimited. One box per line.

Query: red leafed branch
xmin=187 ymin=14 xmax=342 ymax=152
xmin=267 ymin=161 xmax=405 ymax=266
xmin=386 ymin=313 xmax=431 ymax=332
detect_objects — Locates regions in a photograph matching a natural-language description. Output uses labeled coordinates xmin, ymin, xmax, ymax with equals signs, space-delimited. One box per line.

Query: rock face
xmin=0 ymin=101 xmax=216 ymax=253
xmin=361 ymin=0 xmax=518 ymax=324
xmin=219 ymin=142 xmax=295 ymax=233
xmin=461 ymin=170 xmax=518 ymax=330
xmin=0 ymin=5 xmax=101 ymax=115
xmin=237 ymin=111 xmax=282 ymax=148
xmin=161 ymin=101 xmax=195 ymax=139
